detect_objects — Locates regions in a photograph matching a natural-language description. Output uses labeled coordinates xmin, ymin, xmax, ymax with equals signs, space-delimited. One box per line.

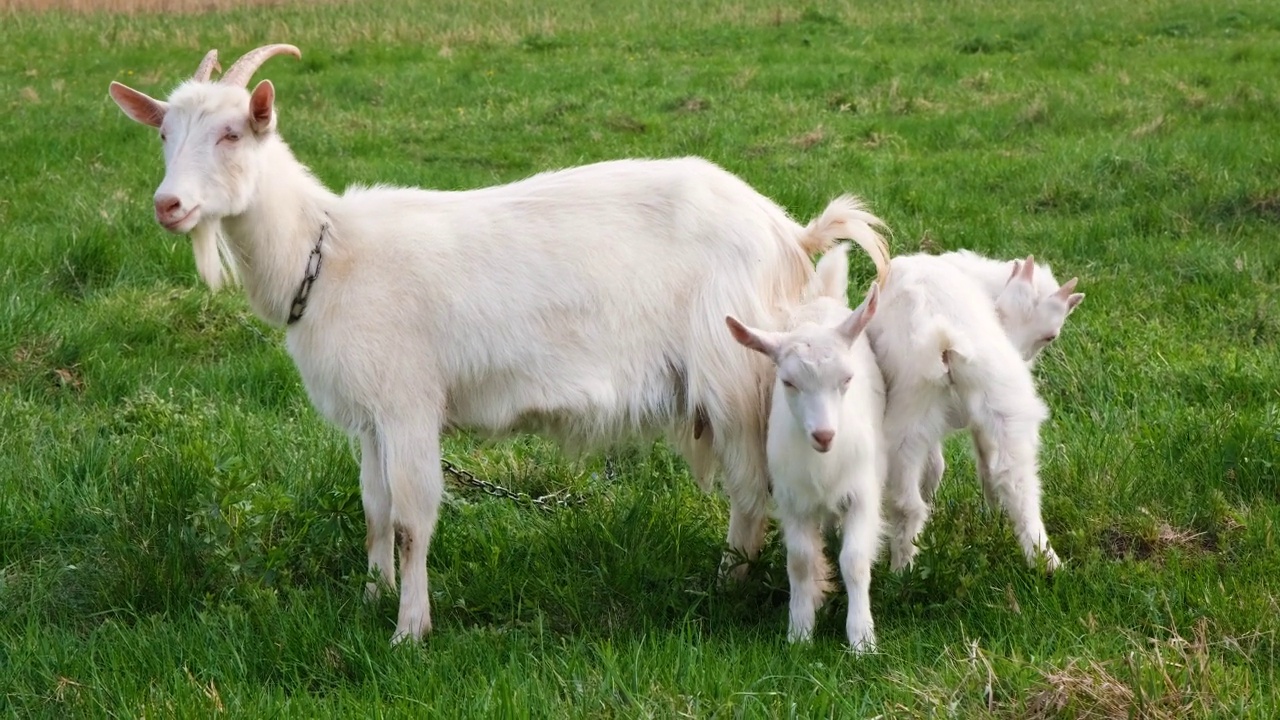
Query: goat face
xmin=108 ymin=45 xmax=300 ymax=234
xmin=996 ymin=257 xmax=1085 ymax=362
xmin=727 ymin=282 xmax=879 ymax=453
xmin=772 ymin=333 xmax=858 ymax=452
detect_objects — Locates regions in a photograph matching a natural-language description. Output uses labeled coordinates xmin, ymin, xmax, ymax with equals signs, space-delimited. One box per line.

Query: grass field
xmin=2 ymin=0 xmax=1279 ymax=716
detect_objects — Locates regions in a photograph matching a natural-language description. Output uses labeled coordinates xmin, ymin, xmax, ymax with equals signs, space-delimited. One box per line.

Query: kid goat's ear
xmin=109 ymin=82 xmax=168 ymax=128
xmin=726 ymin=316 xmax=778 ymax=358
xmin=1017 ymin=254 xmax=1036 ymax=283
xmin=1056 ymin=277 xmax=1085 ymax=312
xmin=837 ymin=281 xmax=879 ymax=344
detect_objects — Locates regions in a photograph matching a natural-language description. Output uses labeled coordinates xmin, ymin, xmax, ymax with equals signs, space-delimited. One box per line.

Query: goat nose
xmin=154 ymin=194 xmax=182 ymax=219
xmin=812 ymin=429 xmax=834 ymax=450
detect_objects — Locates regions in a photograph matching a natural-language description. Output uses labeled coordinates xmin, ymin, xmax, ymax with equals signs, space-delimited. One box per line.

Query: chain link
xmin=442 ymin=458 xmax=585 ymax=512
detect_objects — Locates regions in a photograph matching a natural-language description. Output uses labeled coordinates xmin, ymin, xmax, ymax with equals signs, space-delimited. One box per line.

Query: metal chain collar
xmin=287 ymin=217 xmax=330 ymax=325
xmin=442 ymin=458 xmax=585 ymax=512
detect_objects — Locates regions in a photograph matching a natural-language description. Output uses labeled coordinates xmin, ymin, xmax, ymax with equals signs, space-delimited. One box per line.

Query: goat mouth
xmin=159 ymin=206 xmax=200 ymax=233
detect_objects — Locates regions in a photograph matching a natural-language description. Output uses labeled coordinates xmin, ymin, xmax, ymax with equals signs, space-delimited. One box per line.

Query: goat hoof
xmin=391 ymin=616 xmax=432 ymax=645
xmin=1040 ymin=548 xmax=1062 ymax=574
xmin=788 ymin=626 xmax=815 ymax=644
xmin=717 ymin=553 xmax=751 ymax=583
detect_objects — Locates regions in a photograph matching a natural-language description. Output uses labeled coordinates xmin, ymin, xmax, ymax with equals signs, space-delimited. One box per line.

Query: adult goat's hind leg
xmin=361 ymin=430 xmax=395 ymax=602
xmin=971 ymin=417 xmax=1060 ymax=572
xmin=718 ymin=428 xmax=770 ymax=581
xmin=380 ymin=415 xmax=445 ymax=643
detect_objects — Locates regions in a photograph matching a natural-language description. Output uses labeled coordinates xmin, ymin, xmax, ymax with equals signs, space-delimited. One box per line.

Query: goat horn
xmin=193 ymin=49 xmax=221 ymax=83
xmin=219 ymin=44 xmax=301 ymax=88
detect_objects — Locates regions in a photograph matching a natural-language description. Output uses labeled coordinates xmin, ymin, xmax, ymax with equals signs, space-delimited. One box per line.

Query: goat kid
xmin=107 ymin=45 xmax=890 ymax=643
xmin=918 ymin=255 xmax=1085 ymax=505
xmin=727 ymin=243 xmax=886 ymax=651
xmin=866 ymin=254 xmax=1062 ymax=574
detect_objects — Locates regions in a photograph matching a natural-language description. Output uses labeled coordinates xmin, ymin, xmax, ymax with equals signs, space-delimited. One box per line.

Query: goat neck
xmin=219 ymin=138 xmax=337 ymax=327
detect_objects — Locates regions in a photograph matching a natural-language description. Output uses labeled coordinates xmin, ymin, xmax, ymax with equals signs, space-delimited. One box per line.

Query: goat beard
xmin=190 ymin=220 xmax=238 ymax=291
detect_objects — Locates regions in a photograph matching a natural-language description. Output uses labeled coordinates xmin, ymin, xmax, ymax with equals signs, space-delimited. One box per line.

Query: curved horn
xmin=219 ymin=44 xmax=301 ymax=88
xmin=193 ymin=49 xmax=221 ymax=83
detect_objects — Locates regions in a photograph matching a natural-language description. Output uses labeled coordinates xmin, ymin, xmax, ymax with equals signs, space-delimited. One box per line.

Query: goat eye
xmin=159 ymin=132 xmax=167 ymax=142
xmin=222 ymin=131 xmax=241 ymax=143
xmin=781 ymin=380 xmax=795 ymax=390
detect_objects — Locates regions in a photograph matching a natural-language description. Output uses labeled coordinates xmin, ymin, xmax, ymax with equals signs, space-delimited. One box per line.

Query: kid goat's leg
xmin=884 ymin=432 xmax=936 ymax=572
xmin=971 ymin=416 xmax=1060 ymax=572
xmin=361 ymin=430 xmax=395 ymax=602
xmin=781 ymin=517 xmax=829 ymax=643
xmin=381 ymin=415 xmax=445 ymax=643
xmin=883 ymin=385 xmax=947 ymax=572
xmin=920 ymin=443 xmax=946 ymax=504
xmin=839 ymin=480 xmax=882 ymax=653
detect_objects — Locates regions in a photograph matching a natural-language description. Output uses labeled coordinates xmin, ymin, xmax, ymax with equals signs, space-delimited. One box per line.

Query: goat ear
xmin=726 ymin=315 xmax=777 ymax=358
xmin=248 ymin=79 xmax=276 ymax=133
xmin=1007 ymin=260 xmax=1021 ymax=282
xmin=1066 ymin=292 xmax=1085 ymax=312
xmin=1017 ymin=255 xmax=1035 ymax=283
xmin=1054 ymin=276 xmax=1079 ymax=298
xmin=838 ymin=281 xmax=879 ymax=344
xmin=109 ymin=81 xmax=168 ymax=128
xmin=814 ymin=243 xmax=850 ymax=302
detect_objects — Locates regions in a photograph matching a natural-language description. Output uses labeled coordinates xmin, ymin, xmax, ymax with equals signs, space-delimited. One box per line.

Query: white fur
xmin=728 ymin=244 xmax=886 ymax=652
xmin=935 ymin=250 xmax=1084 ymax=364
xmin=865 ymin=254 xmax=1061 ymax=574
xmin=908 ymin=252 xmax=1085 ymax=505
xmin=108 ymin=48 xmax=891 ymax=644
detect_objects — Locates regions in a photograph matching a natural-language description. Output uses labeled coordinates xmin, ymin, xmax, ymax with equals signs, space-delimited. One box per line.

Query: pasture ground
xmin=2 ymin=0 xmax=1278 ymax=716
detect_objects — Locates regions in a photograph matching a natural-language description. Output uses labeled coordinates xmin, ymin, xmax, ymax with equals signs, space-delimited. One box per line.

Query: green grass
xmin=2 ymin=0 xmax=1279 ymax=716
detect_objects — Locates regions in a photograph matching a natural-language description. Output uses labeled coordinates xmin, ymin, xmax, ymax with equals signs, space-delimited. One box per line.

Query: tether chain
xmin=441 ymin=458 xmax=585 ymax=512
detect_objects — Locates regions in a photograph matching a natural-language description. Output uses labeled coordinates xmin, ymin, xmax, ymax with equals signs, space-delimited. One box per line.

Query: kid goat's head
xmin=726 ymin=282 xmax=880 ymax=453
xmin=996 ymin=255 xmax=1085 ymax=361
xmin=108 ymin=45 xmax=301 ymax=233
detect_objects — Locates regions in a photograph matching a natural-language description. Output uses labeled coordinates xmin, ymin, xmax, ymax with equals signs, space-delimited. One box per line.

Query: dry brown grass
xmin=3 ymin=0 xmax=304 ymax=13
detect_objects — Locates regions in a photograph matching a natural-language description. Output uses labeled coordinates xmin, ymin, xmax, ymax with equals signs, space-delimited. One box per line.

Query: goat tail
xmin=799 ymin=195 xmax=891 ymax=286
xmin=916 ymin=316 xmax=973 ymax=383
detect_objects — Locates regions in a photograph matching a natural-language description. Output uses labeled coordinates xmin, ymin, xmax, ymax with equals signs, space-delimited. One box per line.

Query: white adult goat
xmin=107 ymin=45 xmax=890 ymax=643
xmin=865 ymin=254 xmax=1073 ymax=573
xmin=727 ymin=244 xmax=886 ymax=651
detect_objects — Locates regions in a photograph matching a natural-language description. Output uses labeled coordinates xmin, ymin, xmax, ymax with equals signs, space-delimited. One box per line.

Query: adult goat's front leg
xmin=380 ymin=416 xmax=445 ymax=643
xmin=360 ymin=430 xmax=395 ymax=602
